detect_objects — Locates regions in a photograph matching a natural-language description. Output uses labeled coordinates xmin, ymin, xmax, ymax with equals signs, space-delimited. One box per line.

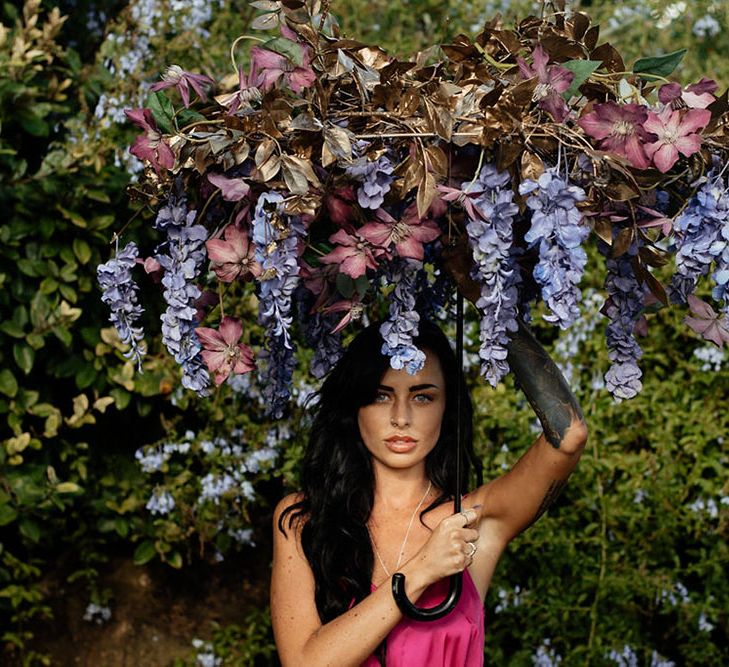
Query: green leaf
xmin=146 ymin=91 xmax=176 ymax=134
xmin=109 ymin=388 xmax=131 ymax=410
xmin=19 ymin=518 xmax=41 ymax=543
xmin=166 ymin=551 xmax=183 ymax=569
xmin=0 ymin=321 xmax=25 ymax=338
xmin=85 ymin=189 xmax=111 ymax=204
xmin=262 ymin=37 xmax=304 ymax=66
xmin=335 ymin=273 xmax=355 ymax=299
xmin=633 ymin=49 xmax=687 ymax=78
xmin=75 ymin=364 xmax=97 ymax=389
xmin=178 ymin=109 xmax=208 ymax=126
xmin=56 ymin=205 xmax=87 ymax=228
xmin=13 ymin=343 xmax=35 ymax=375
xmin=0 ymin=370 xmax=18 ymax=398
xmin=114 ymin=517 xmax=129 ymax=538
xmin=133 ymin=540 xmax=157 ymax=565
xmin=562 ymin=60 xmax=602 ymax=98
xmin=72 ymin=239 xmax=92 ymax=264
xmin=19 ymin=112 xmax=49 ymax=137
xmin=0 ymin=503 xmax=18 ymax=526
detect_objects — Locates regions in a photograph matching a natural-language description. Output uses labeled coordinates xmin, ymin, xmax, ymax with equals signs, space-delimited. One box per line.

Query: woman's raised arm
xmin=473 ymin=319 xmax=588 ymax=547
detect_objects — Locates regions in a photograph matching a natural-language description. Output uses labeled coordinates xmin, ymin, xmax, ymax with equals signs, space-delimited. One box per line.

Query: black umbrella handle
xmin=391 ymin=571 xmax=463 ymax=621
xmin=391 ymin=292 xmax=466 ymax=621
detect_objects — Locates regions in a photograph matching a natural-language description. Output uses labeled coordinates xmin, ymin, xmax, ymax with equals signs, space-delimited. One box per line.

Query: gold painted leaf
xmin=416 ymin=171 xmax=437 ymax=219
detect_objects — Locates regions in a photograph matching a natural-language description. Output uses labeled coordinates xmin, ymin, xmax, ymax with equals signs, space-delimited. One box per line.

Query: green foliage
xmin=173 ymin=609 xmax=277 ymax=666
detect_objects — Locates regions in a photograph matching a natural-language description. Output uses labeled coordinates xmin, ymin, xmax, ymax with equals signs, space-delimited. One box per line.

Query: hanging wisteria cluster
xmin=100 ymin=0 xmax=729 ymax=413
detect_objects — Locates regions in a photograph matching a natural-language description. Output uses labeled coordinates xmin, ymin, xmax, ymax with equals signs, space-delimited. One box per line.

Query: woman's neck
xmin=371 ymin=466 xmax=434 ymax=513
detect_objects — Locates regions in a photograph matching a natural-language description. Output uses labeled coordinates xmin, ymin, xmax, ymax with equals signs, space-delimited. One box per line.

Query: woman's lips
xmin=385 ymin=438 xmax=418 ymax=453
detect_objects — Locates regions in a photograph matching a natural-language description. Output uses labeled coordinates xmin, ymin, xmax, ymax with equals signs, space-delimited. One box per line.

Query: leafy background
xmin=0 ymin=0 xmax=727 ymax=665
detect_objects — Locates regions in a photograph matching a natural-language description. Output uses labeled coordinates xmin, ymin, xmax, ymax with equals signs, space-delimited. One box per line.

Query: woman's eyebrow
xmin=377 ymin=383 xmax=439 ymax=392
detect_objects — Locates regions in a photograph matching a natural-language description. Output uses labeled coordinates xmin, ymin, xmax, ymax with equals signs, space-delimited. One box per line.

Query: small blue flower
xmin=346 ymin=155 xmax=395 ymax=209
xmin=97 ymin=241 xmax=147 ymax=369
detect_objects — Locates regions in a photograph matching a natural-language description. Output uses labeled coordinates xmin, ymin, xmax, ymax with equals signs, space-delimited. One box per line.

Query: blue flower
xmin=346 ymin=155 xmax=395 ymax=209
xmin=380 ymin=258 xmax=426 ymax=374
xmin=600 ymin=240 xmax=646 ymax=400
xmin=154 ymin=193 xmax=210 ymax=395
xmin=463 ymin=164 xmax=521 ymax=386
xmin=97 ymin=241 xmax=147 ymax=369
xmin=519 ymin=168 xmax=589 ymax=329
xmin=669 ymin=173 xmax=729 ymax=307
xmin=252 ymin=191 xmax=306 ymax=416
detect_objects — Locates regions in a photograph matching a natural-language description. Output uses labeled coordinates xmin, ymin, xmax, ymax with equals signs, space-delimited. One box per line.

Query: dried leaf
xmin=521 ymin=151 xmax=544 ymax=182
xmin=251 ymin=12 xmax=280 ymax=30
xmin=639 ymin=245 xmax=670 ymax=268
xmin=584 ymin=25 xmax=600 ymax=51
xmin=323 ymin=125 xmax=353 ymax=165
xmin=416 ymin=171 xmax=437 ymax=219
xmin=591 ymin=43 xmax=625 ymax=74
xmin=496 ymin=139 xmax=523 ymax=170
xmin=258 ymin=153 xmax=281 ymax=182
xmin=570 ymin=12 xmax=590 ymax=41
xmin=425 ymin=145 xmax=448 ymax=177
xmin=593 ymin=217 xmax=613 ymax=245
xmin=643 ymin=269 xmax=668 ymax=305
xmin=281 ymin=154 xmax=321 ymax=194
xmin=611 ymin=227 xmax=634 ymax=257
xmin=255 ymin=137 xmax=276 ymax=168
xmin=290 ymin=113 xmax=324 ymax=131
xmin=423 ymin=98 xmax=453 ymax=140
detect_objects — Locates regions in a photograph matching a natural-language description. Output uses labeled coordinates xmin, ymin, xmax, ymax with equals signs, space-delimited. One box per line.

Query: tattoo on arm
xmin=532 ymin=479 xmax=567 ymax=524
xmin=506 ymin=319 xmax=585 ymax=449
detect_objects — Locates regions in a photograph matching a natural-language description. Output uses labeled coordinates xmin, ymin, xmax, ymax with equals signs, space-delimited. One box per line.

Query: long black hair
xmin=278 ymin=319 xmax=482 ymax=623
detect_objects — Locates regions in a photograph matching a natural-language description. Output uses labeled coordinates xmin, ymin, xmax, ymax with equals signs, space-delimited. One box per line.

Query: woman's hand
xmin=404 ymin=508 xmax=480 ymax=586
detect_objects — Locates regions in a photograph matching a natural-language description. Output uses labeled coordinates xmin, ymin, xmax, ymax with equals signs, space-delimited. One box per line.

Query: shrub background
xmin=0 ymin=0 xmax=727 ymax=665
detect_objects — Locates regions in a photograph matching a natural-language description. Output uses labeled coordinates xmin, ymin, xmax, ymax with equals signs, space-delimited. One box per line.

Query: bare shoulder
xmin=273 ymin=492 xmax=306 ymax=541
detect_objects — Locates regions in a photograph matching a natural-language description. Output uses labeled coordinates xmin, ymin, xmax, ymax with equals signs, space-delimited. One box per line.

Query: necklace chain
xmin=369 ymin=481 xmax=432 ymax=578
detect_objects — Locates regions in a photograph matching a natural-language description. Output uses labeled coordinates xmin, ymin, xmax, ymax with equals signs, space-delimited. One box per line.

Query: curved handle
xmin=391 ymin=572 xmax=463 ymax=621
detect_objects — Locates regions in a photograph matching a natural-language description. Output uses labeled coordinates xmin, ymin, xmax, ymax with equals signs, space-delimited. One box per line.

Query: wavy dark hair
xmin=278 ymin=319 xmax=482 ymax=624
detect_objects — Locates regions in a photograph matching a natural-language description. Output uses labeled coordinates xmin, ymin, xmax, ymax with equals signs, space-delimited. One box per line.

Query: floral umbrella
xmin=99 ymin=0 xmax=729 ymax=421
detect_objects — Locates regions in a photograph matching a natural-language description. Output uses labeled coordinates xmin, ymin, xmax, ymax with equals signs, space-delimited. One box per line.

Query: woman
xmin=271 ymin=309 xmax=588 ymax=665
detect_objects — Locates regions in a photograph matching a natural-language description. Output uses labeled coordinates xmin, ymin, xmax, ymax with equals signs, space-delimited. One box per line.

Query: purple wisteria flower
xmin=669 ymin=173 xmax=729 ymax=312
xmin=346 ymin=155 xmax=395 ymax=209
xmin=253 ymin=191 xmax=306 ymax=416
xmin=463 ymin=164 xmax=521 ymax=386
xmin=296 ymin=286 xmax=344 ymax=379
xmin=380 ymin=258 xmax=426 ymax=374
xmin=154 ymin=193 xmax=210 ymax=394
xmin=97 ymin=241 xmax=147 ymax=369
xmin=600 ymin=240 xmax=647 ymax=400
xmin=519 ymin=168 xmax=589 ymax=329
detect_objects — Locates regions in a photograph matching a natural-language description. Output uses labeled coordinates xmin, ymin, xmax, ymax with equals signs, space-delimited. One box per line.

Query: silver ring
xmin=467 ymin=541 xmax=477 ymax=558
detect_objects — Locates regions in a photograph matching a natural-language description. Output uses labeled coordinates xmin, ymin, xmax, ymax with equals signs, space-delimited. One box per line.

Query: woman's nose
xmin=390 ymin=400 xmax=411 ymax=427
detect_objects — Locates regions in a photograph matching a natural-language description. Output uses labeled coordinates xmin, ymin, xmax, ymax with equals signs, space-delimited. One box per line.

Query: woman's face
xmin=357 ymin=349 xmax=447 ymax=472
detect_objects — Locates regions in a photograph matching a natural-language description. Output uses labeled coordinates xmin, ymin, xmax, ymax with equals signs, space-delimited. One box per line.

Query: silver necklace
xmin=369 ymin=481 xmax=432 ymax=577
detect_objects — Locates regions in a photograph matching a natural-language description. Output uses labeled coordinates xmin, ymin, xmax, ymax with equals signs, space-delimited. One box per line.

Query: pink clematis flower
xmin=359 ymin=206 xmax=441 ymax=260
xmin=643 ymin=107 xmax=711 ymax=173
xmin=207 ymin=172 xmax=250 ymax=201
xmin=322 ymin=298 xmax=365 ymax=334
xmin=150 ymin=65 xmax=215 ymax=108
xmin=325 ymin=185 xmax=357 ymax=228
xmin=206 ymin=224 xmax=261 ymax=283
xmin=250 ymin=36 xmax=316 ymax=94
xmin=578 ymin=102 xmax=653 ymax=169
xmin=124 ymin=108 xmax=175 ymax=174
xmin=684 ymin=295 xmax=729 ymax=347
xmin=215 ymin=66 xmax=263 ymax=114
xmin=195 ymin=316 xmax=255 ymax=385
xmin=319 ymin=229 xmax=384 ymax=279
xmin=659 ymin=77 xmax=717 ymax=110
xmin=517 ymin=45 xmax=574 ymax=123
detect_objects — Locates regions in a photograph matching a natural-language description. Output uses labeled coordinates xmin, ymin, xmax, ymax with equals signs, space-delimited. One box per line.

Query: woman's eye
xmin=374 ymin=392 xmax=390 ymax=403
xmin=414 ymin=394 xmax=434 ymax=403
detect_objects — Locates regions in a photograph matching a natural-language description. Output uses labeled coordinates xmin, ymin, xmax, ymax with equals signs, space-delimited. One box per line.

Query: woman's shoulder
xmin=273 ymin=492 xmax=307 ymax=537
